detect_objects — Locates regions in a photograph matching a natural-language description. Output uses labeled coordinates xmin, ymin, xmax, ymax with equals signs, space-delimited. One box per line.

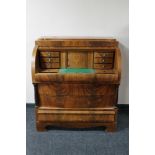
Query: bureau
xmin=32 ymin=37 xmax=121 ymax=132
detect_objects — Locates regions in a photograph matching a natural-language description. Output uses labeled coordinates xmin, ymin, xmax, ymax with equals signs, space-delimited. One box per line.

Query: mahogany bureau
xmin=32 ymin=37 xmax=121 ymax=132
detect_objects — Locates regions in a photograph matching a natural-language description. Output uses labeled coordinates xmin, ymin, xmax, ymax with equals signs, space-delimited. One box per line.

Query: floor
xmin=26 ymin=105 xmax=129 ymax=155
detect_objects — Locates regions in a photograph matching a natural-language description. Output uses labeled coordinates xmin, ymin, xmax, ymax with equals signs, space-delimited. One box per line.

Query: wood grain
xmin=40 ymin=58 xmax=59 ymax=63
xmin=40 ymin=62 xmax=60 ymax=69
xmin=94 ymin=52 xmax=114 ymax=58
xmin=94 ymin=57 xmax=113 ymax=63
xmin=67 ymin=51 xmax=88 ymax=68
xmin=36 ymin=38 xmax=118 ymax=47
xmin=94 ymin=64 xmax=113 ymax=69
xmin=40 ymin=51 xmax=60 ymax=57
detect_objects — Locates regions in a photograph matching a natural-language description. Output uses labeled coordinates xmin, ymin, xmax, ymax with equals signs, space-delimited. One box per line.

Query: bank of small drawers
xmin=94 ymin=51 xmax=114 ymax=69
xmin=39 ymin=51 xmax=60 ymax=69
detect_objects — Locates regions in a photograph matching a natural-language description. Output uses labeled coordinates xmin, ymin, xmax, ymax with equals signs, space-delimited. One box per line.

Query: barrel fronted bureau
xmin=32 ymin=37 xmax=121 ymax=132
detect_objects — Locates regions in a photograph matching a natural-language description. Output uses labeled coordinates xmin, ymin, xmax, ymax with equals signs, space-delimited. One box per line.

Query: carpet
xmin=26 ymin=105 xmax=129 ymax=155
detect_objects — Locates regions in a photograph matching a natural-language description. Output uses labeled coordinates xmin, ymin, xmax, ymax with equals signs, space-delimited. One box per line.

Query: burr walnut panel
xmin=38 ymin=95 xmax=115 ymax=108
xmin=67 ymin=51 xmax=88 ymax=68
xmin=38 ymin=84 xmax=117 ymax=108
xmin=38 ymin=84 xmax=117 ymax=97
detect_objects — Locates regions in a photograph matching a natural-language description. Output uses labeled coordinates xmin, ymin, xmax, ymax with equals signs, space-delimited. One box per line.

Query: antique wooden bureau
xmin=32 ymin=37 xmax=121 ymax=132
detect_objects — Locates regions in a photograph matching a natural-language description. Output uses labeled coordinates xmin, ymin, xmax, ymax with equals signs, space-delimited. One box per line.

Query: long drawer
xmin=37 ymin=109 xmax=115 ymax=122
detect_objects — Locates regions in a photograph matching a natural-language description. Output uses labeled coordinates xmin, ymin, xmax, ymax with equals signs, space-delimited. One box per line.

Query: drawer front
xmin=94 ymin=52 xmax=114 ymax=58
xmin=94 ymin=64 xmax=113 ymax=69
xmin=40 ymin=52 xmax=60 ymax=57
xmin=38 ymin=84 xmax=116 ymax=96
xmin=94 ymin=57 xmax=113 ymax=63
xmin=37 ymin=112 xmax=115 ymax=122
xmin=38 ymin=84 xmax=117 ymax=108
xmin=40 ymin=58 xmax=59 ymax=63
xmin=40 ymin=62 xmax=60 ymax=69
xmin=39 ymin=95 xmax=115 ymax=108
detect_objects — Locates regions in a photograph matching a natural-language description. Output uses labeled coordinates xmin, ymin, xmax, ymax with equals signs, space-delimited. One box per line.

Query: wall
xmin=26 ymin=0 xmax=129 ymax=104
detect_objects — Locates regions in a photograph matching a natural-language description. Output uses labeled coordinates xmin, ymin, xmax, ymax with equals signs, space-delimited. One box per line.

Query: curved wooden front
xmin=37 ymin=83 xmax=118 ymax=108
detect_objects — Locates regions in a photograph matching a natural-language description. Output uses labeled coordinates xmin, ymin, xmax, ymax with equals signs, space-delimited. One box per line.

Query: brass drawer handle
xmin=102 ymin=53 xmax=106 ymax=57
xmin=47 ymin=53 xmax=51 ymax=57
xmin=102 ymin=59 xmax=105 ymax=62
xmin=48 ymin=58 xmax=51 ymax=62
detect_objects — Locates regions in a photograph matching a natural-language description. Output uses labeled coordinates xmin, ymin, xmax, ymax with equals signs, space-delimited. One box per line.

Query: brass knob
xmin=102 ymin=59 xmax=105 ymax=62
xmin=103 ymin=53 xmax=106 ymax=57
xmin=48 ymin=58 xmax=51 ymax=62
xmin=48 ymin=53 xmax=51 ymax=57
xmin=47 ymin=63 xmax=51 ymax=67
xmin=102 ymin=65 xmax=104 ymax=68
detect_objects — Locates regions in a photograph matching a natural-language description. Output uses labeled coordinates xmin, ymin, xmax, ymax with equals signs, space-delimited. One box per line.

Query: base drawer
xmin=36 ymin=108 xmax=117 ymax=122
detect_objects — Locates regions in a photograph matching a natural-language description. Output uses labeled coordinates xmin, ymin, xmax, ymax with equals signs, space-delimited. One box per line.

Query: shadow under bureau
xmin=32 ymin=37 xmax=121 ymax=132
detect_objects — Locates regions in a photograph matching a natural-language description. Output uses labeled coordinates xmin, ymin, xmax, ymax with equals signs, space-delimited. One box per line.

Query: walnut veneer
xmin=32 ymin=37 xmax=121 ymax=132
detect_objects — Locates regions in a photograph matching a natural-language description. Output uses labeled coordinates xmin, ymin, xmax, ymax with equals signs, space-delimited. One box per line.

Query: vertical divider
xmin=87 ymin=50 xmax=94 ymax=68
xmin=60 ymin=51 xmax=67 ymax=69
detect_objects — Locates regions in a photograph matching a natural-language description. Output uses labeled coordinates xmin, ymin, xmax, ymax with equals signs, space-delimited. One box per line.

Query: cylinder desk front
xmin=32 ymin=37 xmax=121 ymax=132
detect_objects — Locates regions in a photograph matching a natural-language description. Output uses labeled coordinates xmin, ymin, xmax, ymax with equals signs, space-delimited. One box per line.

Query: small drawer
xmin=94 ymin=57 xmax=113 ymax=63
xmin=40 ymin=58 xmax=60 ymax=63
xmin=40 ymin=52 xmax=60 ymax=57
xmin=40 ymin=62 xmax=60 ymax=69
xmin=94 ymin=64 xmax=113 ymax=69
xmin=94 ymin=52 xmax=114 ymax=58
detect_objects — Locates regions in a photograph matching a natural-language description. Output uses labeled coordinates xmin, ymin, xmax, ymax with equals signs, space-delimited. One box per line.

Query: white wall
xmin=26 ymin=0 xmax=129 ymax=104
